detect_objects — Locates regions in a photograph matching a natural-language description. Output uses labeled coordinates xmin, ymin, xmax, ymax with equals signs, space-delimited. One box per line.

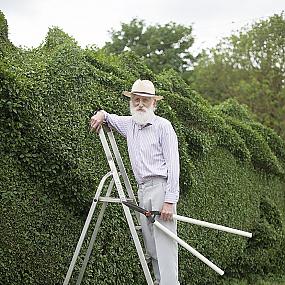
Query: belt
xmin=138 ymin=177 xmax=166 ymax=189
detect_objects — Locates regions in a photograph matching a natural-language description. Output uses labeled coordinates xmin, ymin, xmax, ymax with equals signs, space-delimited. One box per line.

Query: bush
xmin=1 ymin=11 xmax=284 ymax=284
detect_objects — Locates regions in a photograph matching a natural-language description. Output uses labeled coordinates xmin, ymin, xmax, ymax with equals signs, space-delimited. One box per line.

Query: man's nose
xmin=138 ymin=100 xmax=144 ymax=107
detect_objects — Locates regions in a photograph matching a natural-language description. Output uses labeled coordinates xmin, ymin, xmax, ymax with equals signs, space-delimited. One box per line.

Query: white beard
xmin=130 ymin=102 xmax=155 ymax=125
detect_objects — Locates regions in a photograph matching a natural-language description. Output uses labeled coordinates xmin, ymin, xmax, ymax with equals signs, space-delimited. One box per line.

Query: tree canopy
xmin=103 ymin=18 xmax=195 ymax=74
xmin=190 ymin=12 xmax=285 ymax=139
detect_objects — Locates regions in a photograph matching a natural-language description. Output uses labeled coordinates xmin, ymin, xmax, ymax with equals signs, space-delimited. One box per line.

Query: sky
xmin=1 ymin=0 xmax=284 ymax=54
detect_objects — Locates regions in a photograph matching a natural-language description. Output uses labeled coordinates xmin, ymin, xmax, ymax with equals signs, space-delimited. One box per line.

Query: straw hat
xmin=122 ymin=79 xmax=163 ymax=100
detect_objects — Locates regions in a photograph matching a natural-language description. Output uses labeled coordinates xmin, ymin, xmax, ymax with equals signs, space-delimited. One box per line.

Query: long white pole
xmin=173 ymin=214 xmax=252 ymax=238
xmin=153 ymin=221 xmax=225 ymax=276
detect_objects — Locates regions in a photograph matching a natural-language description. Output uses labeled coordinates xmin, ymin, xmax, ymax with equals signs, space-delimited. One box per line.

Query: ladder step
xmin=98 ymin=197 xmax=134 ymax=203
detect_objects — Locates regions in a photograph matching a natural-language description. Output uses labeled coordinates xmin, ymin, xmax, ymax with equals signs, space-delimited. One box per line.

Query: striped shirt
xmin=103 ymin=112 xmax=180 ymax=203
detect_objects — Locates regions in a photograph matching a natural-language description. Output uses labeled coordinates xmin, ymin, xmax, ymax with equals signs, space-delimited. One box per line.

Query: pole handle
xmin=153 ymin=221 xmax=224 ymax=275
xmin=173 ymin=214 xmax=252 ymax=238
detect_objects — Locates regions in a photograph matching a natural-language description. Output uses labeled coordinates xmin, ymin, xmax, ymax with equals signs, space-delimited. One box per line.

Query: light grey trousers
xmin=138 ymin=177 xmax=179 ymax=285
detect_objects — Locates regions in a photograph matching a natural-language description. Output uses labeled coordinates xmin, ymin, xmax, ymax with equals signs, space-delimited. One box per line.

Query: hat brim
xmin=122 ymin=91 xmax=163 ymax=100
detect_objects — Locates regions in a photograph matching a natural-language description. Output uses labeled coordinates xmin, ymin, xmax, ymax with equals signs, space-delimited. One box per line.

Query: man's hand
xmin=90 ymin=111 xmax=105 ymax=133
xmin=160 ymin=202 xmax=174 ymax=221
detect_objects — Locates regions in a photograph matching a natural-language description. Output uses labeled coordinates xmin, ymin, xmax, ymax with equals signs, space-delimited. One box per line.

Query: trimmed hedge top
xmin=1 ymin=12 xmax=284 ymax=284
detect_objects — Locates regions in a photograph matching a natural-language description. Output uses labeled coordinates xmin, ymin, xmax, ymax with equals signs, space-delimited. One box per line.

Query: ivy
xmin=0 ymin=11 xmax=284 ymax=284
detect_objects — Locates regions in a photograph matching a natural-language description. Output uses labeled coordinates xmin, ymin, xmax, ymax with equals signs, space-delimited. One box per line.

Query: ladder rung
xmin=97 ymin=197 xmax=134 ymax=203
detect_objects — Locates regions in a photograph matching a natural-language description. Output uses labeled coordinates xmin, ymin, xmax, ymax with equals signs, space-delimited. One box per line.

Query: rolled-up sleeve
xmin=161 ymin=122 xmax=180 ymax=203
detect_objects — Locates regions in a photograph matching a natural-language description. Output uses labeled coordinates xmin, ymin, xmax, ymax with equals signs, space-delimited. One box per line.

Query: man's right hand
xmin=90 ymin=110 xmax=105 ymax=133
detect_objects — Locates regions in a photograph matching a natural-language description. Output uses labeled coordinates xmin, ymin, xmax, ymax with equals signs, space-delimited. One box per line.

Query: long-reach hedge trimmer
xmin=122 ymin=200 xmax=252 ymax=276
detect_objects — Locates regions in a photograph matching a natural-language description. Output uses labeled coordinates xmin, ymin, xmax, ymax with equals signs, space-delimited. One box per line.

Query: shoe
xmin=153 ymin=281 xmax=159 ymax=285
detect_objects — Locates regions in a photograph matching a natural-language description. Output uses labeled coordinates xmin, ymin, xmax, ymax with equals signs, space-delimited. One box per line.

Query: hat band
xmin=132 ymin=91 xmax=155 ymax=97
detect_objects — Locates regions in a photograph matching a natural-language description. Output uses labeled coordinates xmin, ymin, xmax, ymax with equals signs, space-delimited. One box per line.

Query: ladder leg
xmin=100 ymin=128 xmax=154 ymax=284
xmin=122 ymin=205 xmax=154 ymax=285
xmin=76 ymin=178 xmax=115 ymax=285
xmin=99 ymin=129 xmax=153 ymax=285
xmin=63 ymin=172 xmax=112 ymax=285
xmin=107 ymin=131 xmax=141 ymax=224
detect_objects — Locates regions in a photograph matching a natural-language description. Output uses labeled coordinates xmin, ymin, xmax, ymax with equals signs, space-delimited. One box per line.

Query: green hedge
xmin=1 ymin=12 xmax=284 ymax=284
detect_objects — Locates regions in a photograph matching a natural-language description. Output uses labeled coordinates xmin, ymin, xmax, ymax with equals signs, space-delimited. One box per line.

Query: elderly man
xmin=90 ymin=79 xmax=180 ymax=285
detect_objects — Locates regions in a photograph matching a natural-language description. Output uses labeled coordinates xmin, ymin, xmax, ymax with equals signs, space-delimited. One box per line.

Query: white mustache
xmin=135 ymin=107 xmax=146 ymax=112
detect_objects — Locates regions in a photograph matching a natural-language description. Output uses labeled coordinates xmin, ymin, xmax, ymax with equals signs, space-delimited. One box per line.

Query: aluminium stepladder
xmin=63 ymin=125 xmax=154 ymax=285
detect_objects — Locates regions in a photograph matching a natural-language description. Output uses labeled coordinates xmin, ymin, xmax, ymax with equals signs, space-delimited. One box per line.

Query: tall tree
xmin=103 ymin=18 xmax=195 ymax=74
xmin=190 ymin=13 xmax=285 ymax=139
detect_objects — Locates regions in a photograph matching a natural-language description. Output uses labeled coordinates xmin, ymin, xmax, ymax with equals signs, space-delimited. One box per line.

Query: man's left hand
xmin=160 ymin=202 xmax=174 ymax=221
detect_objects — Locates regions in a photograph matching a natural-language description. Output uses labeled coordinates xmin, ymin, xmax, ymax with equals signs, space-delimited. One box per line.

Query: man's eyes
xmin=133 ymin=97 xmax=150 ymax=104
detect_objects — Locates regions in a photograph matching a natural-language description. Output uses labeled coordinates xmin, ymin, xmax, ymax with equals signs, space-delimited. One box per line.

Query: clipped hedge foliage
xmin=1 ymin=12 xmax=284 ymax=284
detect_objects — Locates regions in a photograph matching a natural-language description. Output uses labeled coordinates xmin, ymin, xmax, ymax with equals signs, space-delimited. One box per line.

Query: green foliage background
xmin=0 ymin=11 xmax=284 ymax=284
xmin=103 ymin=18 xmax=194 ymax=74
xmin=190 ymin=13 xmax=285 ymax=141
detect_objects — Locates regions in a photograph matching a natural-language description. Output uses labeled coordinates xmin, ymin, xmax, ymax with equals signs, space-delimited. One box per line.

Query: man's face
xmin=130 ymin=94 xmax=156 ymax=125
xmin=130 ymin=94 xmax=156 ymax=112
